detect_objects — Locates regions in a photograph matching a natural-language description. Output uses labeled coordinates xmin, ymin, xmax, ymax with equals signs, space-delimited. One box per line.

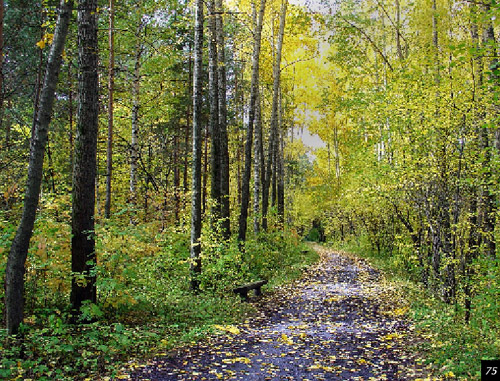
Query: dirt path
xmin=130 ymin=247 xmax=430 ymax=380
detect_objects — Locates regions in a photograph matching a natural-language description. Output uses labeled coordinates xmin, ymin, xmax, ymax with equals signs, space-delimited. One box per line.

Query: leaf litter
xmin=128 ymin=246 xmax=434 ymax=380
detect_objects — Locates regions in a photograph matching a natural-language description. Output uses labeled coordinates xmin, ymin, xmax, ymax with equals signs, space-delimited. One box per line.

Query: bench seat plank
xmin=233 ymin=280 xmax=268 ymax=300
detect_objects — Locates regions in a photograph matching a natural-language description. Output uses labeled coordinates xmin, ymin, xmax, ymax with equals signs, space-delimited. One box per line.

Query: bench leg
xmin=238 ymin=290 xmax=249 ymax=301
xmin=254 ymin=287 xmax=262 ymax=297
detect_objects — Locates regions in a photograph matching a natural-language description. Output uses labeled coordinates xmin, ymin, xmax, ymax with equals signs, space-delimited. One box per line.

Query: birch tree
xmin=237 ymin=0 xmax=266 ymax=245
xmin=190 ymin=0 xmax=204 ymax=290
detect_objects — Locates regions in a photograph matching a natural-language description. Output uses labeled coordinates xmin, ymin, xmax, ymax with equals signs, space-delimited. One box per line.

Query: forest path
xmin=130 ymin=246 xmax=430 ymax=380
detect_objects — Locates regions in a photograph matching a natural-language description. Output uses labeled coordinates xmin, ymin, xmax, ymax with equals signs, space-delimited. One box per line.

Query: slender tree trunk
xmin=68 ymin=60 xmax=74 ymax=172
xmin=271 ymin=142 xmax=277 ymax=207
xmin=105 ymin=0 xmax=115 ymax=219
xmin=202 ymin=124 xmax=209 ymax=215
xmin=216 ymin=0 xmax=230 ymax=239
xmin=190 ymin=0 xmax=204 ymax=291
xmin=432 ymin=0 xmax=440 ymax=83
xmin=208 ymin=0 xmax=221 ymax=223
xmin=174 ymin=132 xmax=180 ymax=221
xmin=184 ymin=50 xmax=192 ymax=198
xmin=237 ymin=0 xmax=266 ymax=245
xmin=277 ymin=92 xmax=284 ymax=224
xmin=130 ymin=38 xmax=142 ymax=220
xmin=31 ymin=26 xmax=44 ymax=139
xmin=262 ymin=0 xmax=287 ymax=231
xmin=480 ymin=4 xmax=497 ymax=259
xmin=395 ymin=0 xmax=403 ymax=61
xmin=0 ymin=0 xmax=4 ymax=143
xmin=237 ymin=129 xmax=242 ymax=205
xmin=250 ymin=0 xmax=262 ymax=232
xmin=71 ymin=0 xmax=99 ymax=314
xmin=5 ymin=0 xmax=73 ymax=335
xmin=253 ymin=90 xmax=262 ymax=233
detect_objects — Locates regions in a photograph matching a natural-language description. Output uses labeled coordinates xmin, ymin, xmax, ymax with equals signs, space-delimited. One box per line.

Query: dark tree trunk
xmin=237 ymin=0 xmax=266 ymax=245
xmin=208 ymin=0 xmax=221 ymax=223
xmin=190 ymin=0 xmax=204 ymax=291
xmin=174 ymin=132 xmax=180 ymax=222
xmin=68 ymin=60 xmax=74 ymax=173
xmin=202 ymin=123 xmax=209 ymax=215
xmin=71 ymin=0 xmax=99 ymax=314
xmin=184 ymin=50 xmax=192 ymax=198
xmin=216 ymin=0 xmax=230 ymax=239
xmin=105 ymin=0 xmax=115 ymax=219
xmin=0 ymin=0 xmax=4 ymax=142
xmin=5 ymin=0 xmax=73 ymax=334
xmin=130 ymin=36 xmax=143 ymax=220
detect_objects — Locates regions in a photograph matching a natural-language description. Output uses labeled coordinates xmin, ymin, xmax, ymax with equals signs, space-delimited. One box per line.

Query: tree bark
xmin=190 ymin=0 xmax=204 ymax=291
xmin=174 ymin=132 xmax=180 ymax=221
xmin=237 ymin=0 xmax=266 ymax=245
xmin=253 ymin=90 xmax=262 ymax=233
xmin=184 ymin=49 xmax=192 ymax=198
xmin=5 ymin=0 xmax=73 ymax=335
xmin=395 ymin=0 xmax=403 ymax=61
xmin=71 ymin=0 xmax=99 ymax=314
xmin=208 ymin=0 xmax=221 ymax=223
xmin=0 ymin=0 xmax=4 ymax=143
xmin=105 ymin=0 xmax=115 ymax=219
xmin=202 ymin=123 xmax=209 ymax=215
xmin=480 ymin=4 xmax=497 ymax=259
xmin=277 ymin=91 xmax=284 ymax=224
xmin=130 ymin=36 xmax=142 ymax=220
xmin=263 ymin=0 xmax=287 ymax=231
xmin=68 ymin=60 xmax=74 ymax=172
xmin=216 ymin=0 xmax=230 ymax=239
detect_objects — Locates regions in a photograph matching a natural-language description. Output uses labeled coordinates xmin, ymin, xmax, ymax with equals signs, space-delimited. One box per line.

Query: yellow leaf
xmin=280 ymin=333 xmax=294 ymax=345
xmin=214 ymin=325 xmax=240 ymax=335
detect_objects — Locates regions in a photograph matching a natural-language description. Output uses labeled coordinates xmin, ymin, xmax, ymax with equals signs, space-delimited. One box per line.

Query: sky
xmin=288 ymin=0 xmax=335 ymax=14
xmin=294 ymin=127 xmax=326 ymax=149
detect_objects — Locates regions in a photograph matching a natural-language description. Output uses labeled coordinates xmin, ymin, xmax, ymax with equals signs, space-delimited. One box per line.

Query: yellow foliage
xmin=36 ymin=33 xmax=54 ymax=49
xmin=214 ymin=325 xmax=241 ymax=335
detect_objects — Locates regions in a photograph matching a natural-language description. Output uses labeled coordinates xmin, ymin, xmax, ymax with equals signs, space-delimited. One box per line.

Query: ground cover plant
xmin=1 ymin=209 xmax=317 ymax=379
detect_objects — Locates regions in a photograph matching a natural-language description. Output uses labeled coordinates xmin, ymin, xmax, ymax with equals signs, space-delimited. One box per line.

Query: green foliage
xmin=0 ymin=207 xmax=317 ymax=379
xmin=330 ymin=235 xmax=500 ymax=380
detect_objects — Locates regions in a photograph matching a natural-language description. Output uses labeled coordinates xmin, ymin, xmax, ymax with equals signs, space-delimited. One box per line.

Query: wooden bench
xmin=233 ymin=280 xmax=268 ymax=301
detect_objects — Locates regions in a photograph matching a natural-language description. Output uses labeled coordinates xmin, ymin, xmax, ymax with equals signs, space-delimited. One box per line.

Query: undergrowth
xmin=0 ymin=210 xmax=318 ymax=380
xmin=331 ymin=235 xmax=500 ymax=381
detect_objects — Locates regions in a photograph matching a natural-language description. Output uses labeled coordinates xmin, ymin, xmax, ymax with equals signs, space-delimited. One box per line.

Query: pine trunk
xmin=104 ymin=0 xmax=115 ymax=219
xmin=216 ymin=0 xmax=230 ymax=240
xmin=71 ymin=0 xmax=99 ymax=314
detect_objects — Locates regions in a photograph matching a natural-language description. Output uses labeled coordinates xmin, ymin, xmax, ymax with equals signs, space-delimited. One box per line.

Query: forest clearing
xmin=1 ymin=0 xmax=499 ymax=379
